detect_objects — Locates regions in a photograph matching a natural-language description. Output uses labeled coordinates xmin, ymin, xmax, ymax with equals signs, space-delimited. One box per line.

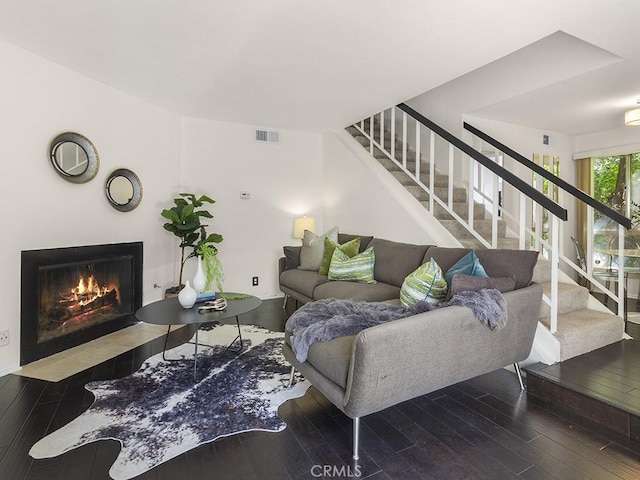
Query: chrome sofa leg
xmin=352 ymin=417 xmax=360 ymax=460
xmin=514 ymin=363 xmax=525 ymax=390
xmin=283 ymin=294 xmax=288 ymax=309
xmin=287 ymin=366 xmax=295 ymax=387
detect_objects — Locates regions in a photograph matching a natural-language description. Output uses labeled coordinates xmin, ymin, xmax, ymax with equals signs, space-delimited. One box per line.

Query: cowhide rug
xmin=30 ymin=324 xmax=310 ymax=479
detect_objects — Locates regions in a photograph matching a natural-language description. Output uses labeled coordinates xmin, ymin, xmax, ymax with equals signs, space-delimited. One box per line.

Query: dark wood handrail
xmin=397 ymin=103 xmax=568 ymax=221
xmin=463 ymin=121 xmax=632 ymax=229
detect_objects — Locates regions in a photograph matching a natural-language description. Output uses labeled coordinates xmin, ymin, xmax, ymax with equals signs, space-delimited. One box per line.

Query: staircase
xmin=347 ymin=122 xmax=517 ymax=250
xmin=345 ymin=114 xmax=625 ymax=363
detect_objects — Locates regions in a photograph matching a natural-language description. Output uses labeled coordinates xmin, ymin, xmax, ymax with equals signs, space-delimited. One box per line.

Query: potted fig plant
xmin=161 ymin=193 xmax=223 ymax=296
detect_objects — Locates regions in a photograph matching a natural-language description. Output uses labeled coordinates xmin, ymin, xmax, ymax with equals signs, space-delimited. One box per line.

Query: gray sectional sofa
xmin=279 ymin=233 xmax=543 ymax=459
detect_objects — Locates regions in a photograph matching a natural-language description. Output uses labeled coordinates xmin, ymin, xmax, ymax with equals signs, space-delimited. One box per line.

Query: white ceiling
xmin=1 ymin=0 xmax=640 ymax=134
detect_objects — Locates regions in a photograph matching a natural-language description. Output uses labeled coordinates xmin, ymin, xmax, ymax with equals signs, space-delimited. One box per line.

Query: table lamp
xmin=293 ymin=216 xmax=316 ymax=239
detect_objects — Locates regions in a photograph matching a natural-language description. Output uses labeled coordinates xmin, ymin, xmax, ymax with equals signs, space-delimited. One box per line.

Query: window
xmin=531 ymin=154 xmax=560 ymax=246
xmin=593 ymin=153 xmax=640 ymax=252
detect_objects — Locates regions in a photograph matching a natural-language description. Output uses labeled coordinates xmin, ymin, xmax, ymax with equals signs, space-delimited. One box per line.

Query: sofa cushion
xmin=474 ymin=249 xmax=539 ymax=289
xmin=319 ymin=237 xmax=361 ymax=275
xmin=328 ymin=246 xmax=376 ymax=284
xmin=285 ymin=331 xmax=353 ymax=389
xmin=299 ymin=226 xmax=339 ymax=271
xmin=369 ymin=239 xmax=430 ymax=287
xmin=338 ymin=233 xmax=374 ymax=253
xmin=313 ymin=281 xmax=400 ymax=302
xmin=444 ymin=250 xmax=488 ymax=285
xmin=280 ymin=269 xmax=329 ymax=299
xmin=426 ymin=247 xmax=538 ymax=289
xmin=283 ymin=245 xmax=301 ymax=270
xmin=400 ymin=258 xmax=448 ymax=306
xmin=423 ymin=247 xmax=472 ymax=273
xmin=446 ymin=273 xmax=516 ymax=300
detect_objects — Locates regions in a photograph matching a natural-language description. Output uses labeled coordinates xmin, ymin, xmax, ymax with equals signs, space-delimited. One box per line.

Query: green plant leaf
xmin=203 ymin=233 xmax=223 ymax=244
xmin=161 ymin=209 xmax=180 ymax=222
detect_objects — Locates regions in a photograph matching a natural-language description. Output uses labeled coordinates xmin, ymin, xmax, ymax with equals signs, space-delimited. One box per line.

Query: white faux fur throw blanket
xmin=285 ymin=289 xmax=507 ymax=362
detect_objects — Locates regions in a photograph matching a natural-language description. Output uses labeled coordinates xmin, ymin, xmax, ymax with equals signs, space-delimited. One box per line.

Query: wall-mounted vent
xmin=255 ymin=129 xmax=280 ymax=144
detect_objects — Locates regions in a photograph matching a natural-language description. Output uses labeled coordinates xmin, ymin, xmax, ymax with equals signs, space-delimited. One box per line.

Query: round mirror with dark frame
xmin=49 ymin=132 xmax=99 ymax=183
xmin=105 ymin=168 xmax=143 ymax=212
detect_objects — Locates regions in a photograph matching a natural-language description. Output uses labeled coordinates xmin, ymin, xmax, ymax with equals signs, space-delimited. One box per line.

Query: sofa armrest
xmin=341 ymin=283 xmax=543 ymax=418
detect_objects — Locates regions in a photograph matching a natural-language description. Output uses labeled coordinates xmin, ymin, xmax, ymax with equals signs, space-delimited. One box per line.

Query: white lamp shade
xmin=625 ymin=108 xmax=640 ymax=126
xmin=293 ymin=216 xmax=316 ymax=238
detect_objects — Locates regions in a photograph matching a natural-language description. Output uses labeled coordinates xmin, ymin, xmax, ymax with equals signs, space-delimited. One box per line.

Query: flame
xmin=70 ymin=275 xmax=115 ymax=306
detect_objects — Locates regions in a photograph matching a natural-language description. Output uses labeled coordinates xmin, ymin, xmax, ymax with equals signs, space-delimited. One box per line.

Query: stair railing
xmin=352 ymin=104 xmax=568 ymax=332
xmin=464 ymin=121 xmax=631 ymax=320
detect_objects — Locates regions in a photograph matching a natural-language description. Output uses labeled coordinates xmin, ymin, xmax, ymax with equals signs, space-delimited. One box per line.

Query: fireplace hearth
xmin=21 ymin=242 xmax=143 ymax=365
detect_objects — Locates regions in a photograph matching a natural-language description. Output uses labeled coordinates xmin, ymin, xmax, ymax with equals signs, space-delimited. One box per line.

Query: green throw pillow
xmin=328 ymin=246 xmax=376 ymax=284
xmin=319 ymin=237 xmax=361 ymax=275
xmin=400 ymin=258 xmax=448 ymax=306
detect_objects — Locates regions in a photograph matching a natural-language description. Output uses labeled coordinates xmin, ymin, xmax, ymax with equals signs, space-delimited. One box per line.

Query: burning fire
xmin=71 ymin=275 xmax=115 ymax=306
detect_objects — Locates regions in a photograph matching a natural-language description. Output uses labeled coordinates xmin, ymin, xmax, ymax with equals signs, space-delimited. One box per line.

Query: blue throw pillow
xmin=444 ymin=250 xmax=488 ymax=285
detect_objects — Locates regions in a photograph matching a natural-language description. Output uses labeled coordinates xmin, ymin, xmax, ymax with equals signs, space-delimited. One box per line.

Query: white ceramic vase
xmin=178 ymin=280 xmax=197 ymax=308
xmin=192 ymin=256 xmax=206 ymax=293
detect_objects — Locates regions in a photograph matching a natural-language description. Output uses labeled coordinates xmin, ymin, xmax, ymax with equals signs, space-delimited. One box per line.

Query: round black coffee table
xmin=134 ymin=293 xmax=262 ymax=380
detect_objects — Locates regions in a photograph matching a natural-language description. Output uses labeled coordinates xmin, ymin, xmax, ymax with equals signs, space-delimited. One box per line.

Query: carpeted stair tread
xmin=439 ymin=218 xmax=506 ymax=239
xmin=458 ymin=237 xmax=521 ymax=249
xmin=539 ymin=309 xmax=624 ymax=361
xmin=532 ymin=257 xmax=550 ymax=284
xmin=377 ymin=157 xmax=430 ymax=173
xmin=431 ymin=201 xmax=487 ymax=220
xmin=538 ymin=282 xmax=590 ymax=317
xmin=405 ymin=186 xmax=468 ymax=203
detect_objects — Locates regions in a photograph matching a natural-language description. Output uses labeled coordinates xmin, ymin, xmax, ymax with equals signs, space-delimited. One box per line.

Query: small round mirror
xmin=105 ymin=168 xmax=142 ymax=212
xmin=49 ymin=132 xmax=99 ymax=183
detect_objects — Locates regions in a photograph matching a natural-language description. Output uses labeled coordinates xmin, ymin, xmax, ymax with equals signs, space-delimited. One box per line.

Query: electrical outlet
xmin=252 ymin=276 xmax=259 ymax=286
xmin=0 ymin=330 xmax=9 ymax=347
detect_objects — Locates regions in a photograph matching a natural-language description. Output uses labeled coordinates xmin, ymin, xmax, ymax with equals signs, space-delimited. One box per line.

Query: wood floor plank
xmin=416 ymin=394 xmax=533 ymax=475
xmin=211 ymin=435 xmax=256 ymax=480
xmin=362 ymin=413 xmax=414 ymax=453
xmin=0 ymin=400 xmax=58 ymax=480
xmin=434 ymin=390 xmax=615 ymax=480
xmin=400 ymin=422 xmax=485 ymax=480
xmin=443 ymin=385 xmax=539 ymax=442
xmin=0 ymin=378 xmax=47 ymax=454
xmin=529 ymin=434 xmax=631 ymax=480
xmin=398 ymin=399 xmax=520 ymax=480
xmin=242 ymin=433 xmax=291 ymax=480
xmin=266 ymin=424 xmax=316 ymax=480
xmin=479 ymin=391 xmax=613 ymax=451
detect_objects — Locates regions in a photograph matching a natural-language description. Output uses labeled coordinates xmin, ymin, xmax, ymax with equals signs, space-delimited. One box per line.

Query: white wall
xmin=0 ymin=39 xmax=182 ymax=373
xmin=179 ymin=118 xmax=324 ymax=298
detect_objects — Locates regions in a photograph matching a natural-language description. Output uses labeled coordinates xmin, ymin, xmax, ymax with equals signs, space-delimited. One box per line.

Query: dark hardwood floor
xmin=3 ymin=299 xmax=640 ymax=479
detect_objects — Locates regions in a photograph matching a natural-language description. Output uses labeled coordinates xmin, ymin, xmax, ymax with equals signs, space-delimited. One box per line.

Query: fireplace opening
xmin=21 ymin=242 xmax=143 ymax=365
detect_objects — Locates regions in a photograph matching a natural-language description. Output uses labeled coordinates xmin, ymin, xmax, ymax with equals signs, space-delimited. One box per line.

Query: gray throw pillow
xmin=299 ymin=226 xmax=339 ymax=271
xmin=446 ymin=273 xmax=516 ymax=301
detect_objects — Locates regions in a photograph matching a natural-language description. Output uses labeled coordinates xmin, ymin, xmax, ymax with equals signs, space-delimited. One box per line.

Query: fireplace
xmin=21 ymin=242 xmax=143 ymax=365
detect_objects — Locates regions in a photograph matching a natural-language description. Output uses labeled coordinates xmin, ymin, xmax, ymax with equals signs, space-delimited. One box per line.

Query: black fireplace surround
xmin=21 ymin=242 xmax=143 ymax=365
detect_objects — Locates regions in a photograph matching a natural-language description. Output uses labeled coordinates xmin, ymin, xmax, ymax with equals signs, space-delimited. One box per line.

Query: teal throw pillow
xmin=444 ymin=250 xmax=488 ymax=285
xmin=328 ymin=246 xmax=376 ymax=284
xmin=400 ymin=258 xmax=448 ymax=306
xmin=319 ymin=237 xmax=361 ymax=275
